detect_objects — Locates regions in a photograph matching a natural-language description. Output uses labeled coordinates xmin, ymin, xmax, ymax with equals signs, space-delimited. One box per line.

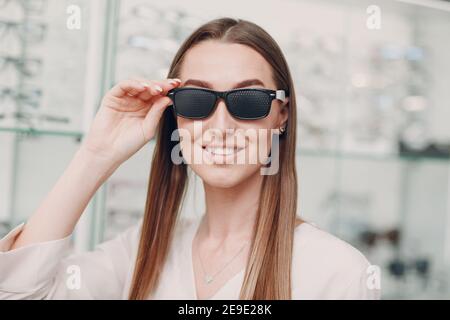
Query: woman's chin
xmin=199 ymin=170 xmax=241 ymax=188
xmin=192 ymin=165 xmax=261 ymax=189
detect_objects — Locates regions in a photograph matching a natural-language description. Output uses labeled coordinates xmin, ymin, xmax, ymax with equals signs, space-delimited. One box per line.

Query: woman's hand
xmin=8 ymin=78 xmax=181 ymax=249
xmin=82 ymin=78 xmax=181 ymax=167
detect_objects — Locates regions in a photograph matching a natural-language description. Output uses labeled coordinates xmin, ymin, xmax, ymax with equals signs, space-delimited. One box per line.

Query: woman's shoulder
xmin=117 ymin=215 xmax=199 ymax=247
xmin=293 ymin=222 xmax=370 ymax=269
xmin=292 ymin=221 xmax=376 ymax=298
xmin=101 ymin=215 xmax=198 ymax=270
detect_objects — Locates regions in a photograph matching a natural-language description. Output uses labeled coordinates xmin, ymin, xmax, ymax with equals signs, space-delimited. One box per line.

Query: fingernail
xmin=173 ymin=78 xmax=182 ymax=83
xmin=155 ymin=85 xmax=163 ymax=92
xmin=141 ymin=82 xmax=150 ymax=87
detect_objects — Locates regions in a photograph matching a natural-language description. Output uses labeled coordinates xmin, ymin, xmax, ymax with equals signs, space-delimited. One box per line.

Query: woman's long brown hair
xmin=129 ymin=17 xmax=299 ymax=300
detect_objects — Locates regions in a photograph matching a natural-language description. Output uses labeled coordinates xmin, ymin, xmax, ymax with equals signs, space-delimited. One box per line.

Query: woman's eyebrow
xmin=183 ymin=78 xmax=266 ymax=89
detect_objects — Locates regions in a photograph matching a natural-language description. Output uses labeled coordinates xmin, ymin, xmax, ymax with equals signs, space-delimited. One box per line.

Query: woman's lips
xmin=201 ymin=145 xmax=246 ymax=164
xmin=203 ymin=146 xmax=244 ymax=155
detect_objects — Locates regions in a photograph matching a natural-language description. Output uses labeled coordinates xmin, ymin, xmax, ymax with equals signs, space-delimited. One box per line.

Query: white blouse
xmin=0 ymin=215 xmax=381 ymax=299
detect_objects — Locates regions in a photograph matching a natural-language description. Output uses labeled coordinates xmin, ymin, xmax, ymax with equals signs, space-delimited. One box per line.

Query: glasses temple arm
xmin=275 ymin=90 xmax=288 ymax=102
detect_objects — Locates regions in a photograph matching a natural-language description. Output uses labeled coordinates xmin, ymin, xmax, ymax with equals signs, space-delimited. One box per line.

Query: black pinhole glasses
xmin=167 ymin=87 xmax=289 ymax=120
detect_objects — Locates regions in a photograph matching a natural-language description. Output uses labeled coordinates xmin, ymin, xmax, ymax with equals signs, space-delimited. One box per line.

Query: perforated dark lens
xmin=226 ymin=89 xmax=272 ymax=119
xmin=170 ymin=88 xmax=277 ymax=120
xmin=173 ymin=89 xmax=217 ymax=119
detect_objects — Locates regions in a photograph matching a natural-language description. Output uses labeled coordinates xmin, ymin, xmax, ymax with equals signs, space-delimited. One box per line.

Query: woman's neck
xmin=200 ymin=171 xmax=263 ymax=242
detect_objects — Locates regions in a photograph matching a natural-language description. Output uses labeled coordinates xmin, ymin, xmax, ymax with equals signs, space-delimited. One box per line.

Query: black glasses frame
xmin=167 ymin=87 xmax=289 ymax=120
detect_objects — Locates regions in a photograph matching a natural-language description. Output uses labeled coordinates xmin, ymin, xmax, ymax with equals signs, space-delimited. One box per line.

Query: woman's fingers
xmin=141 ymin=96 xmax=173 ymax=141
xmin=137 ymin=81 xmax=162 ymax=101
xmin=136 ymin=78 xmax=182 ymax=101
xmin=159 ymin=78 xmax=182 ymax=93
xmin=108 ymin=78 xmax=172 ymax=99
xmin=106 ymin=78 xmax=181 ymax=115
xmin=109 ymin=79 xmax=147 ymax=98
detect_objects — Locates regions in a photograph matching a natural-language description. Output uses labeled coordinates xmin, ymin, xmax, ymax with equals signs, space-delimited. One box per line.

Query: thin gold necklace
xmin=196 ymin=239 xmax=249 ymax=285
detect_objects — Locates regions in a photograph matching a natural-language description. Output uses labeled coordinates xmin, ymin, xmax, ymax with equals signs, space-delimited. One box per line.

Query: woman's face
xmin=176 ymin=40 xmax=289 ymax=188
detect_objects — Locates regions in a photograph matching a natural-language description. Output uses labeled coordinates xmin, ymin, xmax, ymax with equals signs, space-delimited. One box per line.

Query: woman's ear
xmin=278 ymin=97 xmax=289 ymax=130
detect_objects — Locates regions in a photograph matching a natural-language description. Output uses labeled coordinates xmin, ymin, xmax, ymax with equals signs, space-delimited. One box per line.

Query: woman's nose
xmin=205 ymin=98 xmax=236 ymax=131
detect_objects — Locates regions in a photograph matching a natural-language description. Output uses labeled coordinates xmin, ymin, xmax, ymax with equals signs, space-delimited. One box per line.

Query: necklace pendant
xmin=204 ymin=275 xmax=213 ymax=284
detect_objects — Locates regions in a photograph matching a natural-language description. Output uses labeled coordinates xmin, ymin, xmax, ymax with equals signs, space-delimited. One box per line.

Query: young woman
xmin=0 ymin=18 xmax=380 ymax=300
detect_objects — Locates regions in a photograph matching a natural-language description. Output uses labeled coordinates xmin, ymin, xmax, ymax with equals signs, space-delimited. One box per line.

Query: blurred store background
xmin=1 ymin=0 xmax=450 ymax=299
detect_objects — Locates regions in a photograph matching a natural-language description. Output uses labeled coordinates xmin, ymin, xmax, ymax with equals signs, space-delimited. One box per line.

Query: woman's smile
xmin=201 ymin=143 xmax=247 ymax=165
